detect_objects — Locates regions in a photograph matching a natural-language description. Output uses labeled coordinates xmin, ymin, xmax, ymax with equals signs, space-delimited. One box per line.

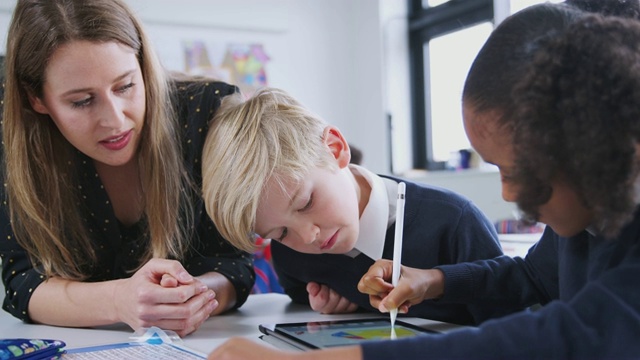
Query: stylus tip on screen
xmin=390 ymin=308 xmax=397 ymax=333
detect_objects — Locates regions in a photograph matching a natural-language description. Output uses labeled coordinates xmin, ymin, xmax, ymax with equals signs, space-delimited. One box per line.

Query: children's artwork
xmin=183 ymin=40 xmax=269 ymax=95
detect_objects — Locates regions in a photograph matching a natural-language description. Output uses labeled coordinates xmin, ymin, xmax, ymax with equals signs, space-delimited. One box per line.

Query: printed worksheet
xmin=63 ymin=342 xmax=205 ymax=359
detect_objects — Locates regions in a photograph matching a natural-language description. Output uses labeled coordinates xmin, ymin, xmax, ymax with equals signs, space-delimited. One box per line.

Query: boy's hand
xmin=357 ymin=259 xmax=445 ymax=314
xmin=306 ymin=282 xmax=358 ymax=314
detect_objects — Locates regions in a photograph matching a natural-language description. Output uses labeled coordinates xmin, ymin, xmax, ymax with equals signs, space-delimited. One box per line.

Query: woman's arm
xmin=195 ymin=270 xmax=237 ymax=315
xmin=27 ymin=259 xmax=215 ymax=337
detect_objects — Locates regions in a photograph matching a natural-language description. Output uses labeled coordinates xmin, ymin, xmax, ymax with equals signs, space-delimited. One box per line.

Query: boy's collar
xmin=345 ymin=165 xmax=395 ymax=259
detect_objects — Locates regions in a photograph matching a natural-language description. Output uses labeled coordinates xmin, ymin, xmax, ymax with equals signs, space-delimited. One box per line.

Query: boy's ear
xmin=323 ymin=126 xmax=351 ymax=169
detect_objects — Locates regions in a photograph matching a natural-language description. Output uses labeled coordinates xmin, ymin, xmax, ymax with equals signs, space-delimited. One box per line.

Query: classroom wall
xmin=0 ymin=0 xmax=515 ymax=222
xmin=0 ymin=0 xmax=389 ymax=173
xmin=409 ymin=170 xmax=516 ymax=223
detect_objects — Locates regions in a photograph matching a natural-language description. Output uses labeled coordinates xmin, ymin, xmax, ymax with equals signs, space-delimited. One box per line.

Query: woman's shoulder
xmin=172 ymin=77 xmax=238 ymax=101
xmin=171 ymin=77 xmax=239 ymax=125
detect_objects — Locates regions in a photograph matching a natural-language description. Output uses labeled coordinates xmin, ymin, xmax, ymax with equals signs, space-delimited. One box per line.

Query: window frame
xmin=408 ymin=0 xmax=494 ymax=170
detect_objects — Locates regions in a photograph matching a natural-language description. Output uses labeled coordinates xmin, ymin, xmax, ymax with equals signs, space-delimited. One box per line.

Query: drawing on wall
xmin=183 ymin=40 xmax=269 ymax=95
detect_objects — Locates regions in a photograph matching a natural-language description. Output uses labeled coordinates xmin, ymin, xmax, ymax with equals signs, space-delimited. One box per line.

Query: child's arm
xmin=209 ymin=337 xmax=362 ymax=360
xmin=357 ymin=259 xmax=444 ymax=314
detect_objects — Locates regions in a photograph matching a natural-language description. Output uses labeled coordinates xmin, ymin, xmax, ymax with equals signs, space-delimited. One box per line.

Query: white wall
xmin=410 ymin=170 xmax=517 ymax=222
xmin=0 ymin=0 xmax=517 ymax=222
xmin=0 ymin=3 xmax=11 ymax=50
xmin=0 ymin=0 xmax=390 ymax=175
xmin=134 ymin=0 xmax=390 ymax=176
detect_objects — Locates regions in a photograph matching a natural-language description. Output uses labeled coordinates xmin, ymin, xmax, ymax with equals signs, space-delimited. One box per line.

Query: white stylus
xmin=390 ymin=182 xmax=406 ymax=330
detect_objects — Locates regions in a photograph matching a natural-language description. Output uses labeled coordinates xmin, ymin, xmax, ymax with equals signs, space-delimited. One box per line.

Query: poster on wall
xmin=182 ymin=40 xmax=269 ymax=95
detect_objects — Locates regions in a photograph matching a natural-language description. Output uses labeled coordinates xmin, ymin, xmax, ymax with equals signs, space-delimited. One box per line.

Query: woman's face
xmin=29 ymin=40 xmax=146 ymax=168
xmin=463 ymin=104 xmax=593 ymax=237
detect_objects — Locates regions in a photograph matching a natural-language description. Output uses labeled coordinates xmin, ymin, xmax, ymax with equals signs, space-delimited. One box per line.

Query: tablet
xmin=258 ymin=318 xmax=436 ymax=350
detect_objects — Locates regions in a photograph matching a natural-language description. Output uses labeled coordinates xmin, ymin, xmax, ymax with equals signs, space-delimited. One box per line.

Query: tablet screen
xmin=259 ymin=318 xmax=435 ymax=349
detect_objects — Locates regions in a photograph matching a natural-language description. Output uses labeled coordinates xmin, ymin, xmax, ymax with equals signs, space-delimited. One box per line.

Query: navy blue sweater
xmin=362 ymin=208 xmax=640 ymax=359
xmin=272 ymin=177 xmax=518 ymax=326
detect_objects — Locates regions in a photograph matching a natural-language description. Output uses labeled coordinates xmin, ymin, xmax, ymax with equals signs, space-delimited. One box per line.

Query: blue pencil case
xmin=0 ymin=339 xmax=66 ymax=360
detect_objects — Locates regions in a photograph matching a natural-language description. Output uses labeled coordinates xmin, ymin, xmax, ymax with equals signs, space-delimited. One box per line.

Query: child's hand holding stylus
xmin=357 ymin=260 xmax=446 ymax=315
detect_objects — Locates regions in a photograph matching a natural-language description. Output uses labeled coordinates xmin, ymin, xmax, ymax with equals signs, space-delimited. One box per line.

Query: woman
xmin=0 ymin=0 xmax=253 ymax=337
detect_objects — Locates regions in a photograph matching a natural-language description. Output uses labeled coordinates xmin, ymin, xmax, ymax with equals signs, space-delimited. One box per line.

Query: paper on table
xmin=63 ymin=327 xmax=206 ymax=359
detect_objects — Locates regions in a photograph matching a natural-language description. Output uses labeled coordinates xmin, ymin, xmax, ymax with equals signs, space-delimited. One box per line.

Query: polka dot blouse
xmin=0 ymin=80 xmax=255 ymax=322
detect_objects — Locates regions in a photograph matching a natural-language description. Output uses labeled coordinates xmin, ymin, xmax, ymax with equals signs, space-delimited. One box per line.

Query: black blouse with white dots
xmin=0 ymin=80 xmax=255 ymax=322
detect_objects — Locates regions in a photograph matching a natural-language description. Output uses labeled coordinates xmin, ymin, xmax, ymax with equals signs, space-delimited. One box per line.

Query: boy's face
xmin=255 ymin=165 xmax=361 ymax=255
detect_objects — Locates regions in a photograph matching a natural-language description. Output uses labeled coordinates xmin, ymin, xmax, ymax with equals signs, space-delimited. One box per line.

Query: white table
xmin=0 ymin=293 xmax=460 ymax=355
xmin=498 ymin=233 xmax=540 ymax=258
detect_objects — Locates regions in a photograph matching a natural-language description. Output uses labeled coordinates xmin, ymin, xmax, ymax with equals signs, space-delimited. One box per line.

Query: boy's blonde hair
xmin=202 ymin=87 xmax=336 ymax=252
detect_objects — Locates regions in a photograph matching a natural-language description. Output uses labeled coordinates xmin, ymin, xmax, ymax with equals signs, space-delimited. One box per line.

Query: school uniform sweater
xmin=272 ymin=176 xmax=518 ymax=326
xmin=361 ymin=208 xmax=640 ymax=359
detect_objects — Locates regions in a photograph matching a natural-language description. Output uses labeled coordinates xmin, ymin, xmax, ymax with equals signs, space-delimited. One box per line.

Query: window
xmin=407 ymin=0 xmax=566 ymax=171
xmin=428 ymin=22 xmax=492 ymax=164
xmin=408 ymin=0 xmax=494 ymax=170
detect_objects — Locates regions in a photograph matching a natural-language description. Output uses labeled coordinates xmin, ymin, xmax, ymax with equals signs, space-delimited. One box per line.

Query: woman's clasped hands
xmin=114 ymin=258 xmax=218 ymax=337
